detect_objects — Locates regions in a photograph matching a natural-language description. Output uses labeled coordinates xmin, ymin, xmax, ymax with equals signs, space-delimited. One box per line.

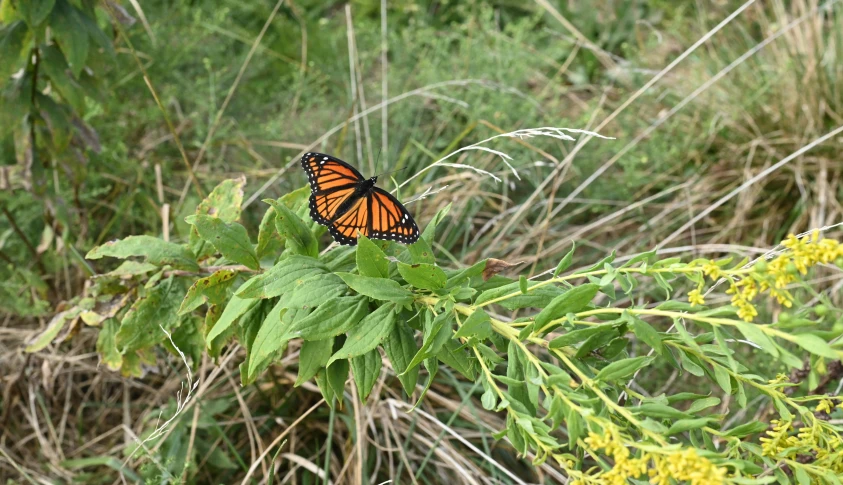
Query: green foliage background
xmin=1 ymin=0 xmax=843 ymax=483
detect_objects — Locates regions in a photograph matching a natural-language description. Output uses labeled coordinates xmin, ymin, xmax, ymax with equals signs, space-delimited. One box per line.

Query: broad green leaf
xmin=436 ymin=339 xmax=475 ymax=380
xmin=77 ymin=7 xmax=114 ymax=58
xmin=116 ymin=278 xmax=185 ymax=353
xmin=548 ymin=324 xmax=615 ymax=349
xmin=50 ymin=0 xmax=88 ymax=76
xmin=666 ymin=418 xmax=713 ymax=436
xmin=384 ymin=323 xmax=419 ymax=394
xmin=336 ymin=272 xmax=413 ymax=305
xmin=247 ymin=302 xmax=289 ymax=377
xmin=206 ymin=295 xmax=258 ymax=344
xmin=18 ymin=0 xmax=56 ymax=27
xmin=288 ymin=296 xmax=369 ymax=341
xmin=280 ymin=273 xmax=347 ymax=311
xmin=445 ymin=259 xmax=486 ymax=288
xmin=351 ymin=349 xmax=382 ymax=400
xmin=178 ymin=269 xmax=237 ymax=315
xmin=453 ymin=308 xmax=492 ymax=340
xmin=96 ymin=319 xmax=122 ymax=370
xmin=106 ymin=261 xmax=159 ymax=277
xmin=326 ymin=359 xmax=349 ymax=402
xmin=36 ymin=93 xmax=73 ymax=150
xmin=315 ymin=367 xmax=335 ymax=405
xmin=422 ymin=203 xmax=451 ymax=243
xmin=86 ymin=235 xmax=199 ymax=271
xmin=566 ymin=408 xmax=584 ymax=447
xmin=256 ymin=205 xmax=282 ymax=260
xmin=534 ymin=284 xmax=599 ymax=329
xmin=595 ymin=356 xmax=655 ymax=382
xmin=406 ymin=311 xmax=452 ymax=370
xmin=791 ymin=333 xmax=841 ymax=359
xmin=397 ymin=262 xmax=446 ymax=290
xmin=195 ymin=176 xmax=245 ymax=223
xmin=236 ymin=255 xmax=326 ymax=299
xmin=265 ymin=199 xmax=318 ymax=258
xmin=0 ymin=21 xmax=27 ymax=87
xmin=296 ymin=337 xmax=334 ymax=386
xmin=687 ymin=396 xmax=720 ymax=414
xmin=328 ymin=303 xmax=395 ymax=364
xmin=407 ymin=237 xmax=435 ymax=264
xmin=356 ymin=235 xmax=389 ymax=278
xmin=186 ymin=215 xmax=259 ymax=270
xmin=507 ymin=341 xmax=536 ymax=415
xmin=679 ymin=352 xmax=705 ymax=376
xmin=552 ymin=242 xmax=576 ymax=277
xmin=519 ymin=275 xmax=528 ymax=294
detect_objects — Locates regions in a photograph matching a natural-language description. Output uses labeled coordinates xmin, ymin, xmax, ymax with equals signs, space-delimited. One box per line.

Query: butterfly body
xmin=301 ymin=153 xmax=419 ymax=246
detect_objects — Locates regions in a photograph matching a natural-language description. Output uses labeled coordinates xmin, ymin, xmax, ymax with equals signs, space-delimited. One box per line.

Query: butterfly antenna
xmin=375 ymin=166 xmax=409 ymax=178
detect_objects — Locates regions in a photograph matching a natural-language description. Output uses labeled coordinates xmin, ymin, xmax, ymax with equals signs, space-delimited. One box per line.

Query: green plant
xmin=36 ymin=174 xmax=843 ymax=483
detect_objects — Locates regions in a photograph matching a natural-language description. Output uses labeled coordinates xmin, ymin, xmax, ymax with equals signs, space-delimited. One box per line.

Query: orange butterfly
xmin=301 ymin=152 xmax=420 ymax=246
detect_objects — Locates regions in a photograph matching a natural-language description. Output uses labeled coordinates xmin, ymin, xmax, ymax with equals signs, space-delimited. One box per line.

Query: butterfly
xmin=300 ymin=152 xmax=420 ymax=246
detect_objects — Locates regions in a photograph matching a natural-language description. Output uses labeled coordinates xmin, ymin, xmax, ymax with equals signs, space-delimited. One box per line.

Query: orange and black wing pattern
xmin=367 ymin=188 xmax=420 ymax=245
xmin=302 ymin=152 xmax=364 ymax=226
xmin=300 ymin=152 xmax=419 ymax=246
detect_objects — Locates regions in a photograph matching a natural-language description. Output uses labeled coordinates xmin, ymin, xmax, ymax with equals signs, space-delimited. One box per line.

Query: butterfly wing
xmin=327 ymin=196 xmax=369 ymax=246
xmin=301 ymin=152 xmax=365 ymax=225
xmin=367 ymin=187 xmax=420 ymax=245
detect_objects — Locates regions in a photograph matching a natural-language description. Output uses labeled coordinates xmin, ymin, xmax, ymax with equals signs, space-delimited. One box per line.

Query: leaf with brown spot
xmin=482 ymin=258 xmax=522 ymax=281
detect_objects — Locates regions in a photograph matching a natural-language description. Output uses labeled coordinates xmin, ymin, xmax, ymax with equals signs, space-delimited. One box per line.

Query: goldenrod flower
xmin=688 ymin=288 xmax=705 ymax=306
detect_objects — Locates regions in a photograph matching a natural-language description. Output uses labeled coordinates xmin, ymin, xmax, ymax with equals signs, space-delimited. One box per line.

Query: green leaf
xmin=195 ymin=176 xmax=245 ymax=223
xmin=383 ymin=323 xmax=419 ymax=394
xmin=178 ymin=269 xmax=237 ymax=315
xmin=548 ymin=324 xmax=614 ymax=349
xmin=206 ymin=295 xmax=258 ymax=345
xmin=116 ymin=278 xmax=185 ymax=353
xmin=453 ymin=308 xmax=492 ymax=340
xmin=356 ymin=235 xmax=389 ymax=278
xmin=51 ymin=0 xmax=88 ymax=76
xmin=264 ymin=199 xmax=318 ymax=258
xmin=628 ymin=313 xmax=664 ymax=355
xmin=397 ymin=262 xmax=446 ymax=290
xmin=336 ymin=272 xmax=413 ymax=305
xmin=37 ymin=93 xmax=73 ymax=150
xmin=20 ymin=0 xmax=55 ymax=27
xmin=296 ymin=337 xmax=334 ymax=386
xmin=436 ymin=339 xmax=475 ymax=380
xmin=351 ymin=349 xmax=382 ymax=400
xmin=791 ymin=333 xmax=841 ymax=359
xmin=39 ymin=44 xmax=86 ymax=115
xmin=326 ymin=359 xmax=349 ymax=401
xmin=632 ymin=403 xmax=692 ymax=420
xmin=687 ymin=396 xmax=720 ymax=413
xmin=25 ymin=309 xmax=75 ymax=352
xmin=595 ymin=356 xmax=655 ymax=382
xmin=407 ymin=237 xmax=435 ymax=264
xmin=280 ymin=273 xmax=347 ymax=311
xmin=96 ymin=319 xmax=122 ymax=370
xmin=86 ymin=235 xmax=199 ymax=271
xmin=0 ymin=21 xmax=28 ymax=87
xmin=724 ymin=421 xmax=768 ymax=438
xmin=713 ymin=365 xmax=732 ymax=395
xmin=733 ymin=322 xmax=779 ymax=358
xmin=553 ymin=242 xmax=576 ymax=277
xmin=256 ymin=205 xmax=281 ymax=260
xmin=406 ymin=311 xmax=452 ymax=371
xmin=666 ymin=418 xmax=713 ymax=436
xmin=422 ymin=203 xmax=451 ymax=243
xmin=445 ymin=259 xmax=486 ymax=288
xmin=476 ymin=280 xmax=565 ymax=310
xmin=186 ymin=215 xmax=259 ymax=270
xmin=247 ymin=302 xmax=290 ymax=377
xmin=679 ymin=351 xmax=705 ymax=376
xmin=534 ymin=284 xmax=598 ymax=329
xmin=327 ymin=303 xmax=396 ymax=364
xmin=236 ymin=256 xmax=326 ymax=299
xmin=289 ymin=296 xmax=369 ymax=341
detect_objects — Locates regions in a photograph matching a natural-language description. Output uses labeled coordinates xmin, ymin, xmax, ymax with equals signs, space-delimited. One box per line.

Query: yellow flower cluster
xmin=760 ymin=418 xmax=843 ymax=473
xmin=688 ymin=232 xmax=843 ymax=321
xmin=576 ymin=431 xmax=725 ymax=485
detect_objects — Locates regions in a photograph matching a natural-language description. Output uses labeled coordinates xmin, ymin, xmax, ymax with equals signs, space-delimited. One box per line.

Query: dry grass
xmin=3 ymin=0 xmax=843 ymax=483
